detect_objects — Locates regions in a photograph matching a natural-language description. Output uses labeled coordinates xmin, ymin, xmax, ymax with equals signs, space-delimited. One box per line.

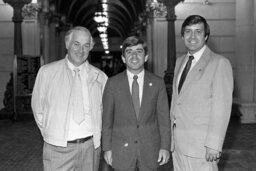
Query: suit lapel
xmin=139 ymin=71 xmax=151 ymax=121
xmin=174 ymin=55 xmax=186 ymax=96
xmin=179 ymin=46 xmax=212 ymax=95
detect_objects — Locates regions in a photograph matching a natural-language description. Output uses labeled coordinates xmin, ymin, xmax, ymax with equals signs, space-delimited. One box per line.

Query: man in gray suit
xmin=170 ymin=15 xmax=233 ymax=171
xmin=102 ymin=36 xmax=171 ymax=171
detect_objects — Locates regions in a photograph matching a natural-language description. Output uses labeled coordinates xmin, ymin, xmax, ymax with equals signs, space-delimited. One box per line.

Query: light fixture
xmin=203 ymin=0 xmax=209 ymax=5
xmin=94 ymin=0 xmax=110 ymax=51
xmin=97 ymin=25 xmax=107 ymax=32
xmin=99 ymin=33 xmax=107 ymax=38
xmin=102 ymin=3 xmax=108 ymax=11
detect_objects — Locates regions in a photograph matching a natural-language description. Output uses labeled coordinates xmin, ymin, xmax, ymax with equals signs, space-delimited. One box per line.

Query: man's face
xmin=67 ymin=30 xmax=91 ymax=66
xmin=182 ymin=23 xmax=208 ymax=54
xmin=122 ymin=44 xmax=148 ymax=75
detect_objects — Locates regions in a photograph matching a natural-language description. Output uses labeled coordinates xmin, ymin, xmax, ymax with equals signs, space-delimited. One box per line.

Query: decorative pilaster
xmin=162 ymin=0 xmax=183 ymax=102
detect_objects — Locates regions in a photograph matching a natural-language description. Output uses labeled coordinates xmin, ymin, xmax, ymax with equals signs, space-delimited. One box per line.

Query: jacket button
xmin=134 ymin=140 xmax=138 ymax=143
xmin=137 ymin=125 xmax=139 ymax=128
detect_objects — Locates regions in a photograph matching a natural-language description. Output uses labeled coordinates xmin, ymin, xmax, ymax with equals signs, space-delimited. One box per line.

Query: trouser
xmin=172 ymin=150 xmax=218 ymax=171
xmin=43 ymin=139 xmax=96 ymax=171
xmin=114 ymin=142 xmax=157 ymax=171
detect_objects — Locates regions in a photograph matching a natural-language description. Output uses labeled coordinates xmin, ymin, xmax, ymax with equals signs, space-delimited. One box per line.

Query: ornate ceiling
xmin=54 ymin=0 xmax=147 ymax=38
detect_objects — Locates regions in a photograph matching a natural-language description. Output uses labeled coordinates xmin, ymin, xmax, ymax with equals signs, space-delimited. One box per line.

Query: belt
xmin=68 ymin=136 xmax=93 ymax=144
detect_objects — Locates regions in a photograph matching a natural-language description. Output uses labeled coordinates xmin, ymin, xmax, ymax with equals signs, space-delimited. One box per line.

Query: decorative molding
xmin=146 ymin=0 xmax=167 ymax=18
xmin=22 ymin=3 xmax=41 ymax=19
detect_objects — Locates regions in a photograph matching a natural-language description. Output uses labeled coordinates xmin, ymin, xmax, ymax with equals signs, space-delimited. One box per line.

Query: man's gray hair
xmin=65 ymin=26 xmax=95 ymax=50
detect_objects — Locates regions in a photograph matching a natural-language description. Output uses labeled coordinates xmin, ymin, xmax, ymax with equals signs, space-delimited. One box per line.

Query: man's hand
xmin=157 ymin=149 xmax=170 ymax=165
xmin=104 ymin=150 xmax=112 ymax=166
xmin=205 ymin=147 xmax=221 ymax=162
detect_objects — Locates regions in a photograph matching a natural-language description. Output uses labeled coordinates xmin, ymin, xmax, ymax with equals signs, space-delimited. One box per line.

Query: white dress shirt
xmin=177 ymin=45 xmax=206 ymax=87
xmin=67 ymin=58 xmax=93 ymax=140
xmin=127 ymin=70 xmax=144 ymax=105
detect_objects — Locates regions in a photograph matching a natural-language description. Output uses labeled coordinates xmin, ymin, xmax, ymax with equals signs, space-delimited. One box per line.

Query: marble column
xmin=234 ymin=0 xmax=256 ymax=123
xmin=162 ymin=0 xmax=183 ymax=103
xmin=41 ymin=0 xmax=50 ymax=64
xmin=3 ymin=0 xmax=31 ymax=120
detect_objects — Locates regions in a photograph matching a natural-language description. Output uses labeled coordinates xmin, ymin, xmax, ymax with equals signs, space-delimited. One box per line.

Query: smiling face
xmin=182 ymin=23 xmax=208 ymax=54
xmin=122 ymin=44 xmax=148 ymax=75
xmin=67 ymin=30 xmax=91 ymax=66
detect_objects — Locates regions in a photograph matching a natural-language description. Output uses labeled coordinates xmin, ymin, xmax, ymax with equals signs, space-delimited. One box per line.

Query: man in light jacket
xmin=170 ymin=15 xmax=233 ymax=171
xmin=31 ymin=26 xmax=107 ymax=171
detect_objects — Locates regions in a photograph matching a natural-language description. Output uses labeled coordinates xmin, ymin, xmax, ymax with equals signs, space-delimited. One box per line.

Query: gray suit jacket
xmin=170 ymin=46 xmax=233 ymax=158
xmin=102 ymin=70 xmax=171 ymax=170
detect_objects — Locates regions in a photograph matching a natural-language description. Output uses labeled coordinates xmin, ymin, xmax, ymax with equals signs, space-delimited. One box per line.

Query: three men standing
xmin=32 ymin=14 xmax=233 ymax=171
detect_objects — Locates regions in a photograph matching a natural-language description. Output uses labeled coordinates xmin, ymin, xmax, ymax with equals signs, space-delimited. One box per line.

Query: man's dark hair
xmin=181 ymin=15 xmax=210 ymax=41
xmin=122 ymin=36 xmax=148 ymax=56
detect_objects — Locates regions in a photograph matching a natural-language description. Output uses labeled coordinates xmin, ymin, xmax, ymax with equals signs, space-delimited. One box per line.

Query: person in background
xmin=102 ymin=36 xmax=171 ymax=171
xmin=170 ymin=15 xmax=233 ymax=171
xmin=31 ymin=26 xmax=108 ymax=171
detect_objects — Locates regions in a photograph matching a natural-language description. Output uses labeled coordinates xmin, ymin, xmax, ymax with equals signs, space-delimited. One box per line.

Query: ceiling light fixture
xmin=94 ymin=0 xmax=110 ymax=52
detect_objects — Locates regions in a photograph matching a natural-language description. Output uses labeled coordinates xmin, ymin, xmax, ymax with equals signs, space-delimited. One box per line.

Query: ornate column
xmin=162 ymin=0 xmax=183 ymax=102
xmin=3 ymin=0 xmax=31 ymax=120
xmin=3 ymin=0 xmax=32 ymax=56
xmin=41 ymin=0 xmax=50 ymax=64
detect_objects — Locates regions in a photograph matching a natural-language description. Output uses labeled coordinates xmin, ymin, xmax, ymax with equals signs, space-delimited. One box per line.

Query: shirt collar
xmin=66 ymin=55 xmax=88 ymax=72
xmin=187 ymin=45 xmax=206 ymax=62
xmin=126 ymin=69 xmax=145 ymax=80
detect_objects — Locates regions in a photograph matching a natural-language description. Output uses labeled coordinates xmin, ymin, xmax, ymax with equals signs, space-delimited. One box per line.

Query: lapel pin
xmin=149 ymin=83 xmax=152 ymax=86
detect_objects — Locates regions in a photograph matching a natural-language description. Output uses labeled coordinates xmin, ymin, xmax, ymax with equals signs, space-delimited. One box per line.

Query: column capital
xmin=162 ymin=0 xmax=183 ymax=20
xmin=3 ymin=0 xmax=32 ymax=22
xmin=162 ymin=0 xmax=184 ymax=7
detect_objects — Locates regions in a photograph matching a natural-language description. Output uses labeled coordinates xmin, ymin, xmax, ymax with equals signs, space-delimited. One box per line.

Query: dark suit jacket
xmin=102 ymin=70 xmax=171 ymax=170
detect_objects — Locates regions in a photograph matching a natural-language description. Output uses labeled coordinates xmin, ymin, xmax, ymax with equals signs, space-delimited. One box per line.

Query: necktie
xmin=178 ymin=55 xmax=194 ymax=93
xmin=72 ymin=68 xmax=85 ymax=124
xmin=132 ymin=75 xmax=140 ymax=119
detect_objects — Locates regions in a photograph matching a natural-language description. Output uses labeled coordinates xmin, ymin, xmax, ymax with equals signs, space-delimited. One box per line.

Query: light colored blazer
xmin=170 ymin=46 xmax=233 ymax=158
xmin=102 ymin=70 xmax=171 ymax=170
xmin=31 ymin=58 xmax=107 ymax=148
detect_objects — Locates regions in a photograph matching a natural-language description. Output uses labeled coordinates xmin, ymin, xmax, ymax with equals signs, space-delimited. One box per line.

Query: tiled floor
xmin=0 ymin=114 xmax=255 ymax=171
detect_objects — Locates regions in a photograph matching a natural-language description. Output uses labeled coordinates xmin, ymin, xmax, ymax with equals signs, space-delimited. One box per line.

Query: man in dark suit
xmin=102 ymin=36 xmax=171 ymax=171
xmin=170 ymin=15 xmax=233 ymax=171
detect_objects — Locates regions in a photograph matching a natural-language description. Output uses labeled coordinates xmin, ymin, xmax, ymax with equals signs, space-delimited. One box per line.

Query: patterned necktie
xmin=178 ymin=55 xmax=194 ymax=93
xmin=72 ymin=68 xmax=84 ymax=124
xmin=132 ymin=75 xmax=140 ymax=119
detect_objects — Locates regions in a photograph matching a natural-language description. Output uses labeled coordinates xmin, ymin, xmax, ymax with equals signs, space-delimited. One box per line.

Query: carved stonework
xmin=146 ymin=0 xmax=167 ymax=18
xmin=22 ymin=3 xmax=41 ymax=19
